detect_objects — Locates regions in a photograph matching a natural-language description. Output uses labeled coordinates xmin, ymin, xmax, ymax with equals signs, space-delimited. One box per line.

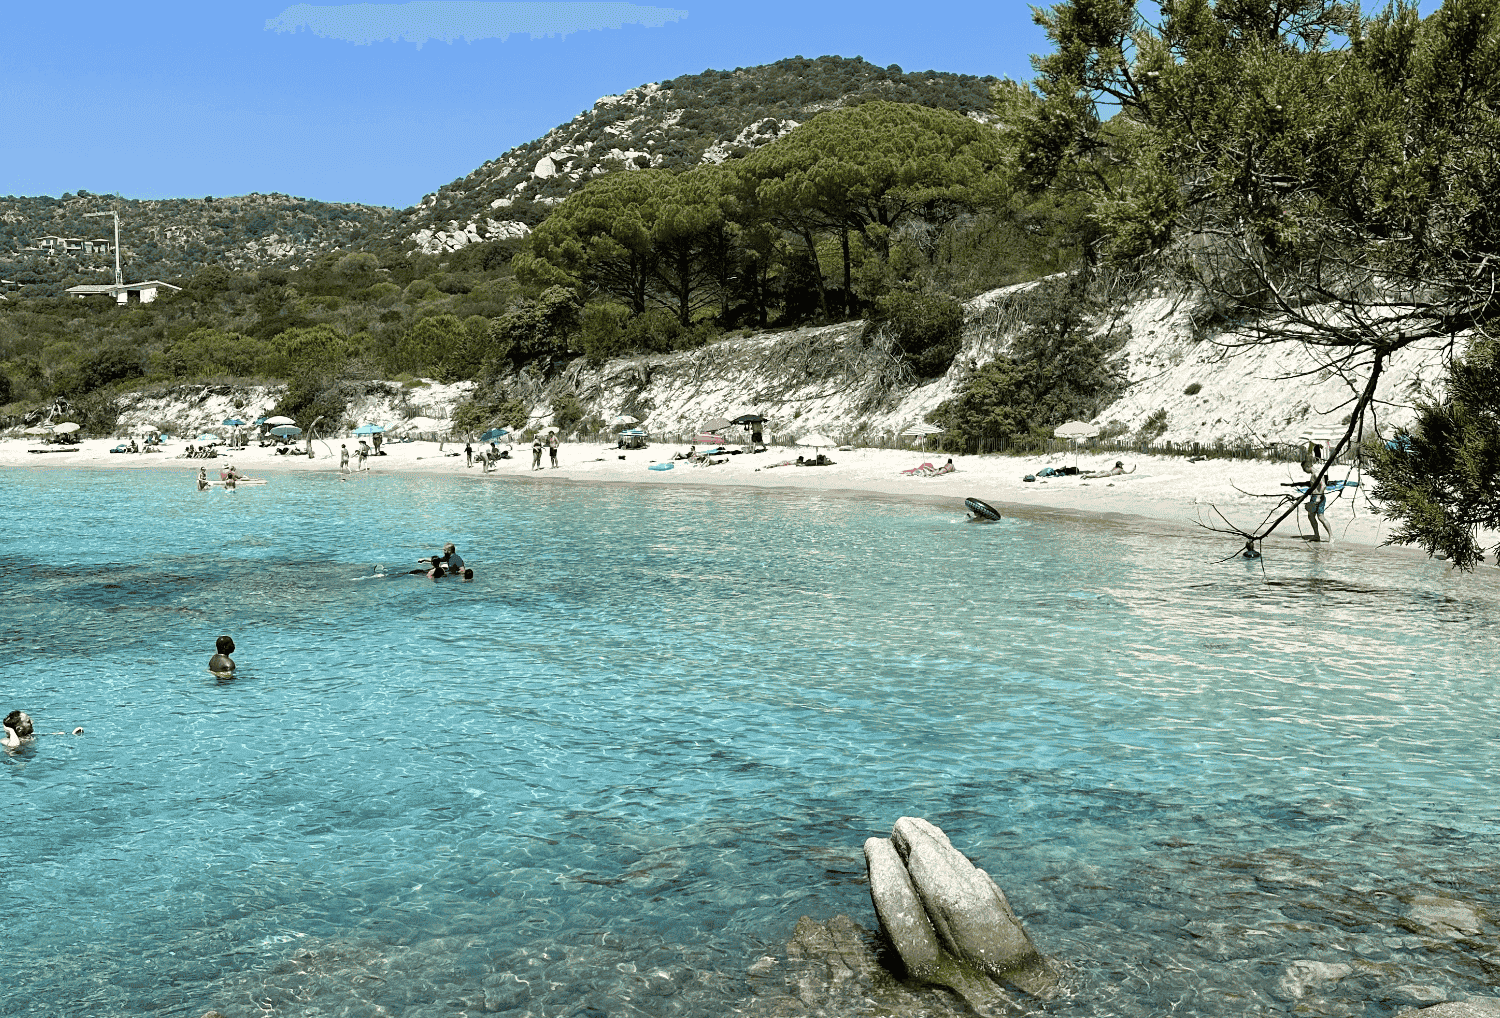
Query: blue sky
xmin=2 ymin=1 xmax=1444 ymax=211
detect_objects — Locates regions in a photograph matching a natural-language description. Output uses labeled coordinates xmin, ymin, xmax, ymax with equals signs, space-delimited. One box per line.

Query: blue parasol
xmin=480 ymin=427 xmax=509 ymax=442
xmin=353 ymin=424 xmax=385 ymax=436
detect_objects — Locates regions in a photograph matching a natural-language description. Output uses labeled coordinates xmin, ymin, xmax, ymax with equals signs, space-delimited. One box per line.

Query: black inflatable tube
xmin=964 ymin=497 xmax=1002 ymax=521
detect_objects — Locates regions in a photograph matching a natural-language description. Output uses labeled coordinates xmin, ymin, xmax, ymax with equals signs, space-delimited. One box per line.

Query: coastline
xmin=1 ymin=434 xmax=1404 ymax=554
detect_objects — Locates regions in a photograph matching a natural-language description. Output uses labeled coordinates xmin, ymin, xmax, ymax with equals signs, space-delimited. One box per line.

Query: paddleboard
xmin=964 ymin=497 xmax=1002 ymax=521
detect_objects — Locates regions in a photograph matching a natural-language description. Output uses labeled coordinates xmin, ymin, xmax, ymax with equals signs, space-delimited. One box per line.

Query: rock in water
xmin=865 ymin=816 xmax=1059 ymax=1005
xmin=863 ymin=836 xmax=944 ymax=982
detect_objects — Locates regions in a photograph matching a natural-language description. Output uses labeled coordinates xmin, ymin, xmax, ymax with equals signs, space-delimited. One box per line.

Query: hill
xmin=0 ymin=191 xmax=397 ymax=298
xmin=384 ymin=54 xmax=1001 ymax=256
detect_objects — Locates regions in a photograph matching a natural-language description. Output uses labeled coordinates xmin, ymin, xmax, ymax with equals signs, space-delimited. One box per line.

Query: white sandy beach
xmin=2 ymin=434 xmax=1403 ymax=554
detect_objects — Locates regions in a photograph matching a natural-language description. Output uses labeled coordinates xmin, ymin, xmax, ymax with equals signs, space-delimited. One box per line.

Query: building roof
xmin=66 ymin=280 xmax=183 ymax=296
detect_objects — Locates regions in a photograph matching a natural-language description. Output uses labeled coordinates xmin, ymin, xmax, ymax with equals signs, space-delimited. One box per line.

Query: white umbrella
xmin=541 ymin=425 xmax=561 ymax=435
xmin=797 ymin=433 xmax=836 ymax=448
xmin=52 ymin=422 xmax=81 ymax=434
xmin=614 ymin=415 xmax=639 ymax=425
xmin=901 ymin=423 xmax=943 ymax=450
xmin=23 ymin=426 xmax=48 ymax=436
xmin=264 ymin=415 xmax=296 ymax=427
xmin=1054 ymin=420 xmax=1100 ymax=467
xmin=1053 ymin=421 xmax=1100 ymax=439
xmin=140 ymin=424 xmax=160 ymax=433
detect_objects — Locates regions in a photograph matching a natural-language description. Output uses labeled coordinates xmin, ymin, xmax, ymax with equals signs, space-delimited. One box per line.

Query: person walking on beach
xmin=1301 ymin=445 xmax=1333 ymax=543
xmin=358 ymin=441 xmax=369 ymax=470
xmin=340 ymin=444 xmax=350 ymax=472
xmin=531 ymin=436 xmax=543 ymax=470
xmin=465 ymin=441 xmax=473 ymax=468
xmin=547 ymin=431 xmax=559 ymax=468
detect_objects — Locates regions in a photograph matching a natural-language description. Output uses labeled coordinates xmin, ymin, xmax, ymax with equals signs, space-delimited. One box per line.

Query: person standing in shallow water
xmin=1302 ymin=445 xmax=1334 ymax=544
xmin=208 ymin=635 xmax=236 ymax=677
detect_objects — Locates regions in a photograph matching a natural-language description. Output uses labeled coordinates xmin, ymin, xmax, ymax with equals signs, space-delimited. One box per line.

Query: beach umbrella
xmin=693 ymin=433 xmax=728 ymax=445
xmin=52 ymin=422 xmax=81 ymax=434
xmin=196 ymin=433 xmax=220 ymax=443
xmin=479 ymin=427 xmax=509 ymax=442
xmin=353 ymin=423 xmax=384 ymax=436
xmin=540 ymin=425 xmax=561 ymax=435
xmin=270 ymin=425 xmax=301 ymax=438
xmin=797 ymin=433 xmax=836 ymax=449
xmin=23 ymin=426 xmax=48 ymax=435
xmin=140 ymin=424 xmax=160 ymax=433
xmin=619 ymin=428 xmax=646 ymax=437
xmin=614 ymin=415 xmax=639 ymax=425
xmin=1054 ymin=420 xmax=1099 ymax=467
xmin=264 ymin=415 xmax=296 ymax=427
xmin=901 ymin=422 xmax=943 ymax=450
xmin=1053 ymin=421 xmax=1099 ymax=440
xmin=1296 ymin=427 xmax=1346 ymax=456
xmin=730 ymin=413 xmax=766 ymax=425
xmin=222 ymin=418 xmax=245 ymax=427
xmin=702 ymin=416 xmax=732 ymax=431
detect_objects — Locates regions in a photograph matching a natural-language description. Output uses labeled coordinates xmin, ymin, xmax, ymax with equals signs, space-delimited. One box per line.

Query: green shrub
xmin=1139 ymin=408 xmax=1169 ymax=442
xmin=867 ymin=291 xmax=965 ymax=379
xmin=1183 ymin=382 xmax=1202 ymax=395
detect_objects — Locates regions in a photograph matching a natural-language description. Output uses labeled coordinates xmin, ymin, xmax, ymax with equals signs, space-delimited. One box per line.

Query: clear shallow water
xmin=2 ymin=467 xmax=1497 ymax=1017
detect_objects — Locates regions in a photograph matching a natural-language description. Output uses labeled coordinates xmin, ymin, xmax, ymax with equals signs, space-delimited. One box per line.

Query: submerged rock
xmin=864 ymin=816 xmax=1059 ymax=1008
xmin=1275 ymin=959 xmax=1354 ymax=1000
xmin=1405 ymin=896 xmax=1485 ymax=938
xmin=1396 ymin=1001 xmax=1500 ymax=1018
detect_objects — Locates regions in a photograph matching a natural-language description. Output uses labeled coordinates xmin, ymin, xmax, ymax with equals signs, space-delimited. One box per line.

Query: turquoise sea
xmin=2 ymin=467 xmax=1497 ymax=1017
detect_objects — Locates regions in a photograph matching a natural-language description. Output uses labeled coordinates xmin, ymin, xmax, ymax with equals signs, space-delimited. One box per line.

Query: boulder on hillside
xmin=865 ymin=816 xmax=1059 ymax=1007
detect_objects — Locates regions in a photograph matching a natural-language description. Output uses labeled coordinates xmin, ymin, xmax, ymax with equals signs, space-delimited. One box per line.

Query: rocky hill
xmin=383 ymin=55 xmax=1000 ymax=256
xmin=0 ymin=191 xmax=397 ymax=297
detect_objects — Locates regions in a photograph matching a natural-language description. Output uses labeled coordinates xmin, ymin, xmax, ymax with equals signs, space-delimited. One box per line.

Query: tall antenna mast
xmin=84 ymin=210 xmax=122 ymax=286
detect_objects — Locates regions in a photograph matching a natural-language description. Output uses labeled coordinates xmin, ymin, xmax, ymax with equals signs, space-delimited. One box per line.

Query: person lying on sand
xmin=1081 ymin=461 xmax=1134 ymax=478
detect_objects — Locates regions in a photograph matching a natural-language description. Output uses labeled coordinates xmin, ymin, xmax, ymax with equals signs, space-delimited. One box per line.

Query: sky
xmin=2 ymin=1 xmax=1445 ymax=211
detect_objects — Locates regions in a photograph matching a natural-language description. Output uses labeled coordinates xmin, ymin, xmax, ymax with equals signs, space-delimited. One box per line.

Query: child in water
xmin=208 ymin=635 xmax=236 ymax=677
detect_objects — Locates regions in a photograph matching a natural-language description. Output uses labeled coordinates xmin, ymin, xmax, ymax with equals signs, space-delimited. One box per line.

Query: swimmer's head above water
xmin=4 ymin=710 xmax=34 ymax=738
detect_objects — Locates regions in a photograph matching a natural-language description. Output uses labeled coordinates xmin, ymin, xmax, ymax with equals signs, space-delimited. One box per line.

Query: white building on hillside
xmin=66 ymin=280 xmax=182 ymax=304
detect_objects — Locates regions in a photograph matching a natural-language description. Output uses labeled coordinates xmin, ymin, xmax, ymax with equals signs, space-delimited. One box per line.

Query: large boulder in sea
xmin=864 ymin=816 xmax=1059 ymax=1007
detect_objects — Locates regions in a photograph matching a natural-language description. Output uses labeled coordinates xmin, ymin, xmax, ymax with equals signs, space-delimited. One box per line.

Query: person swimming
xmin=208 ymin=635 xmax=236 ymax=677
xmin=3 ymin=710 xmax=83 ymax=746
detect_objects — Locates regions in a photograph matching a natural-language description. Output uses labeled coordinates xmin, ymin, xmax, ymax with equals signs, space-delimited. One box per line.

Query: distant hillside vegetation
xmin=385 ymin=55 xmax=1000 ymax=256
xmin=0 ymin=191 xmax=397 ymax=298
